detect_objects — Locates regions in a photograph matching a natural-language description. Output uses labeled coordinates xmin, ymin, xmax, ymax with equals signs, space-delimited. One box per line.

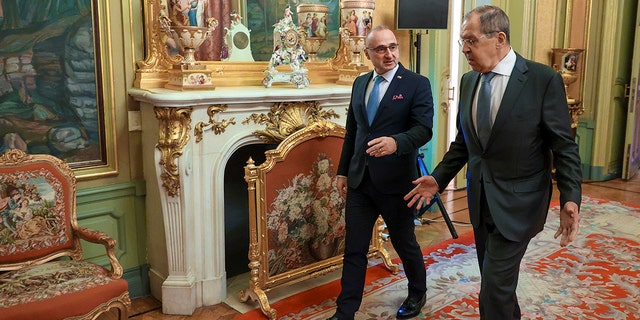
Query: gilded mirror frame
xmin=134 ymin=0 xmax=353 ymax=89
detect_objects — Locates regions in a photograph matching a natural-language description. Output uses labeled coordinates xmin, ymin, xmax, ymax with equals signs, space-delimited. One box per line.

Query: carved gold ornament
xmin=241 ymin=101 xmax=339 ymax=143
xmin=136 ymin=1 xmax=178 ymax=73
xmin=155 ymin=107 xmax=192 ymax=197
xmin=194 ymin=105 xmax=236 ymax=143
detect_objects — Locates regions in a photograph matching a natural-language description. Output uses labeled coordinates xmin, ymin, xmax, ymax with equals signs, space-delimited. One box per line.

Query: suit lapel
xmin=358 ymin=72 xmax=374 ymax=124
xmin=491 ymin=54 xmax=529 ymax=137
xmin=462 ymin=72 xmax=482 ymax=146
xmin=461 ymin=54 xmax=529 ymax=150
xmin=370 ymin=64 xmax=406 ymax=126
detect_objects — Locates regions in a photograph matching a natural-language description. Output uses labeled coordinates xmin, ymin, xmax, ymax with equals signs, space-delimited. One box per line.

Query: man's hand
xmin=554 ymin=201 xmax=580 ymax=247
xmin=337 ymin=176 xmax=347 ymax=199
xmin=366 ymin=137 xmax=397 ymax=157
xmin=404 ymin=175 xmax=439 ymax=208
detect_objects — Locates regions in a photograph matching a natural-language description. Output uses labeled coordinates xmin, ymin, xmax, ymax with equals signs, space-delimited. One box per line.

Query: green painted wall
xmin=77 ymin=180 xmax=149 ymax=298
xmin=422 ymin=28 xmax=451 ymax=168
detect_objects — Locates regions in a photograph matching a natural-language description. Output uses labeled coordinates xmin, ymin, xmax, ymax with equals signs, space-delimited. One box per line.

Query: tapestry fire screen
xmin=241 ymin=120 xmax=398 ymax=319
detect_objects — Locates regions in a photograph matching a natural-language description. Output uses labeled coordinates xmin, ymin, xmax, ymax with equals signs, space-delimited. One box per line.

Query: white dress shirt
xmin=473 ymin=49 xmax=516 ymax=131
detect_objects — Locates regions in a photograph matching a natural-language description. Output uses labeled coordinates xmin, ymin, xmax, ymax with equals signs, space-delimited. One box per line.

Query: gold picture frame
xmin=134 ymin=0 xmax=353 ymax=89
xmin=0 ymin=0 xmax=117 ymax=180
xmin=241 ymin=120 xmax=398 ymax=319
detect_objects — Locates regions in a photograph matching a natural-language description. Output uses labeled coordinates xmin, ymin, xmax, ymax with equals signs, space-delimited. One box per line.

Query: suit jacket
xmin=337 ymin=63 xmax=434 ymax=195
xmin=431 ymin=53 xmax=582 ymax=242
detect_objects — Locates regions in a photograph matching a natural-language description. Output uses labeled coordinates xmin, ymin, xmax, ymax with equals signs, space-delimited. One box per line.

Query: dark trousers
xmin=334 ymin=171 xmax=426 ymax=319
xmin=474 ymin=188 xmax=531 ymax=320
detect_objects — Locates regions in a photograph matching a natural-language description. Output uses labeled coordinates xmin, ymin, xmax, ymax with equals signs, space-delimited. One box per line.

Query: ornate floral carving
xmin=242 ymin=101 xmax=339 ymax=143
xmin=0 ymin=148 xmax=32 ymax=165
xmin=154 ymin=107 xmax=192 ymax=197
xmin=194 ymin=105 xmax=236 ymax=143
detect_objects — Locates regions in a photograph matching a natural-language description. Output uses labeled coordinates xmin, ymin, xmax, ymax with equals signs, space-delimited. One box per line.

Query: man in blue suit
xmin=404 ymin=6 xmax=582 ymax=320
xmin=328 ymin=25 xmax=434 ymax=320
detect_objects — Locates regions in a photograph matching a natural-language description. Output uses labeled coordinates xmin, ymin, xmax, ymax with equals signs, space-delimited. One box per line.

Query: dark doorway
xmin=224 ymin=143 xmax=276 ymax=277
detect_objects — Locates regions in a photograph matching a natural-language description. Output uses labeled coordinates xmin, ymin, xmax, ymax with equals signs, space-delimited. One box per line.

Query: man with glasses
xmin=405 ymin=6 xmax=582 ymax=319
xmin=328 ymin=25 xmax=434 ymax=320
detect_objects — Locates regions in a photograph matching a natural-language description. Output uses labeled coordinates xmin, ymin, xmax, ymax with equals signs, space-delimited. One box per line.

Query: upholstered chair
xmin=0 ymin=149 xmax=130 ymax=320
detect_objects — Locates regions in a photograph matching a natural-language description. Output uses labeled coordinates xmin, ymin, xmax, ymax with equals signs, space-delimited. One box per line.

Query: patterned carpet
xmin=235 ymin=197 xmax=640 ymax=320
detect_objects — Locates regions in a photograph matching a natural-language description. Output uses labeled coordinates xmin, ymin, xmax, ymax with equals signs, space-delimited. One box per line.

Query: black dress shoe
xmin=327 ymin=312 xmax=354 ymax=320
xmin=396 ymin=293 xmax=426 ymax=319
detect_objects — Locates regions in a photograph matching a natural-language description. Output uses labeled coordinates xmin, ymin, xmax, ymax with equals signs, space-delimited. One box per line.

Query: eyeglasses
xmin=457 ymin=32 xmax=498 ymax=47
xmin=366 ymin=44 xmax=399 ymax=54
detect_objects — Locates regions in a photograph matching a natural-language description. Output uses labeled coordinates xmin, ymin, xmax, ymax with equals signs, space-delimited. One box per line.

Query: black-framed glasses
xmin=366 ymin=44 xmax=399 ymax=54
xmin=457 ymin=31 xmax=498 ymax=47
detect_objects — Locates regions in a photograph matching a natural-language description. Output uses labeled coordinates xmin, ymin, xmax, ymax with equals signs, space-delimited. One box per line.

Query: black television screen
xmin=396 ymin=0 xmax=449 ymax=30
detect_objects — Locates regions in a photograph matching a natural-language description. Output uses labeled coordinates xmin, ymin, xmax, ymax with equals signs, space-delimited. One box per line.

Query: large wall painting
xmin=0 ymin=0 xmax=106 ymax=170
xmin=246 ymin=0 xmax=340 ymax=61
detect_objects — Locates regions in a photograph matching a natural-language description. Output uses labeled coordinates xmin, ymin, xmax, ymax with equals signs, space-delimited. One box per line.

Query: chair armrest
xmin=74 ymin=226 xmax=124 ymax=279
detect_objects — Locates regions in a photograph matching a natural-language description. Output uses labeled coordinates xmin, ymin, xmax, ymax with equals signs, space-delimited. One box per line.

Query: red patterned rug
xmin=235 ymin=197 xmax=640 ymax=320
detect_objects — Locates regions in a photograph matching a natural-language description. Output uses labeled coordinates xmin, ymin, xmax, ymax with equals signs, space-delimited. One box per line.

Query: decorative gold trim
xmin=66 ymin=291 xmax=131 ymax=320
xmin=137 ymin=0 xmax=175 ymax=73
xmin=194 ymin=105 xmax=237 ymax=143
xmin=241 ymin=101 xmax=340 ymax=143
xmin=329 ymin=38 xmax=352 ymax=71
xmin=154 ymin=107 xmax=193 ymax=197
xmin=134 ymin=0 xmax=176 ymax=88
xmin=373 ymin=217 xmax=399 ymax=274
xmin=567 ymin=100 xmax=584 ymax=129
xmin=0 ymin=148 xmax=35 ymax=165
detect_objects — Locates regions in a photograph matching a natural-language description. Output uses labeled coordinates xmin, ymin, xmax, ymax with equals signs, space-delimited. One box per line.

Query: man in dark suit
xmin=404 ymin=6 xmax=582 ymax=320
xmin=327 ymin=25 xmax=434 ymax=320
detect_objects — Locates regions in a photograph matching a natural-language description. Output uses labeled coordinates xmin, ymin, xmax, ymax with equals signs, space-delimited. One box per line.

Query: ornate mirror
xmin=135 ymin=0 xmax=353 ymax=88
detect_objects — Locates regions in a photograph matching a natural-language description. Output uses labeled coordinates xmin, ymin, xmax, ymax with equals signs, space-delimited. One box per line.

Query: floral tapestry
xmin=266 ymin=153 xmax=345 ymax=276
xmin=0 ymin=169 xmax=68 ymax=254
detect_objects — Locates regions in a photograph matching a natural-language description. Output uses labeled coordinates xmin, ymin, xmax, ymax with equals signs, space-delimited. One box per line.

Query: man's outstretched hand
xmin=404 ymin=175 xmax=439 ymax=208
xmin=554 ymin=201 xmax=580 ymax=247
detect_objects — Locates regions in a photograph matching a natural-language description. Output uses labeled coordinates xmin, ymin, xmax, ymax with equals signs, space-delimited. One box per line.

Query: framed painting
xmin=0 ymin=0 xmax=116 ymax=178
xmin=245 ymin=0 xmax=341 ymax=61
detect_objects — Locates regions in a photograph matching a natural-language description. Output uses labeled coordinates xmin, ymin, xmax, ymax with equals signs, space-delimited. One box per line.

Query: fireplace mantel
xmin=129 ymin=84 xmax=351 ymax=315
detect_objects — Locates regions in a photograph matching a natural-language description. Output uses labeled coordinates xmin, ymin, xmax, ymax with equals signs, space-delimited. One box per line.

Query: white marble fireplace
xmin=129 ymin=84 xmax=351 ymax=315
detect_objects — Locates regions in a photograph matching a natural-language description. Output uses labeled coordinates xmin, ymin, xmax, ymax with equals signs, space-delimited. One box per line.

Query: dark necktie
xmin=367 ymin=75 xmax=385 ymax=125
xmin=477 ymin=72 xmax=496 ymax=148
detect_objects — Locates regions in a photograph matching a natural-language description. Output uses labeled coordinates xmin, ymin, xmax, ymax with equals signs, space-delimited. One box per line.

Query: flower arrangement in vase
xmin=266 ymin=154 xmax=345 ymax=275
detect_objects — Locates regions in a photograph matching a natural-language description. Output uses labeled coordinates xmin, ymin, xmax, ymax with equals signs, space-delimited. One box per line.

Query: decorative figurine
xmin=263 ymin=6 xmax=310 ymax=89
xmin=223 ymin=10 xmax=255 ymax=62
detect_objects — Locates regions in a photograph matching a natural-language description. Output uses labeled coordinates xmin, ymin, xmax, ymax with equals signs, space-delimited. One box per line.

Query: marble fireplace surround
xmin=129 ymin=84 xmax=351 ymax=315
